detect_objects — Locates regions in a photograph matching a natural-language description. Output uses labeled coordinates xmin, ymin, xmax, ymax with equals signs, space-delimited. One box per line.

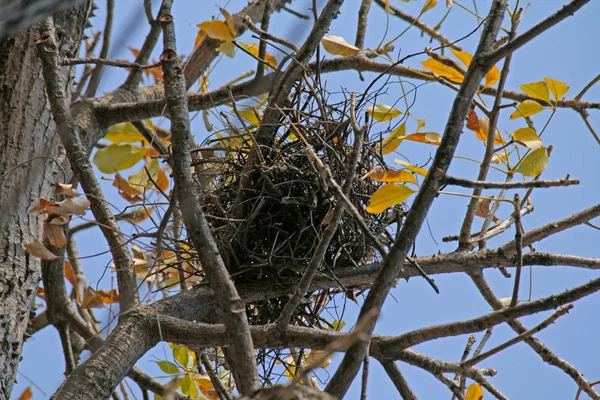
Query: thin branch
xmin=355 ymin=0 xmax=372 ymax=49
xmin=63 ymin=57 xmax=161 ymax=69
xmin=509 ymin=194 xmax=523 ymax=307
xmin=158 ymin=3 xmax=260 ymax=395
xmin=242 ymin=15 xmax=299 ymax=52
xmin=443 ymin=176 xmax=579 ymax=189
xmin=379 ymin=359 xmax=417 ymax=400
xmin=86 ymin=0 xmax=114 ymax=98
xmin=325 ymin=2 xmax=508 ymax=397
xmin=36 ymin=19 xmax=139 ymax=311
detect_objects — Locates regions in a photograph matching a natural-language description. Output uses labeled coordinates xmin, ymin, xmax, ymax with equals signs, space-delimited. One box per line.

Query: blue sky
xmin=12 ymin=0 xmax=600 ymax=399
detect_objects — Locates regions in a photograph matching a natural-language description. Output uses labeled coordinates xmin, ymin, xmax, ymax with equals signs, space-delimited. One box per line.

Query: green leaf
xmin=365 ymin=184 xmax=415 ymax=214
xmin=105 ymin=122 xmax=146 ymax=144
xmin=93 ymin=144 xmax=148 ymax=173
xmin=544 ymin=77 xmax=569 ymax=101
xmin=520 ymin=81 xmax=550 ymax=103
xmin=509 ymin=100 xmax=545 ymax=120
xmin=155 ymin=360 xmax=180 ymax=375
xmin=511 ymin=127 xmax=543 ymax=148
xmin=172 ymin=344 xmax=190 ymax=369
xmin=180 ymin=373 xmax=199 ymax=399
xmin=367 ymin=104 xmax=403 ymax=121
xmin=515 ymin=147 xmax=549 ymax=177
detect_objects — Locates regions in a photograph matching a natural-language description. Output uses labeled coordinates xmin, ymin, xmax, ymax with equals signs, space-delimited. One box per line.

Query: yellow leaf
xmin=105 ymin=122 xmax=145 ymax=144
xmin=381 ymin=122 xmax=406 ymax=154
xmin=509 ymin=100 xmax=545 ymax=120
xmin=466 ymin=383 xmax=484 ymax=400
xmin=321 ymin=35 xmax=361 ymax=56
xmin=485 ymin=65 xmax=500 ymax=87
xmin=219 ymin=8 xmax=236 ymax=35
xmin=394 ymin=158 xmax=428 ymax=176
xmin=25 ymin=239 xmax=57 ymax=260
xmin=217 ymin=40 xmax=236 ymax=57
xmin=196 ymin=376 xmax=220 ymax=400
xmin=195 ymin=28 xmax=207 ymax=48
xmin=491 ymin=152 xmax=509 ymax=164
xmin=421 ymin=58 xmax=464 ymax=83
xmin=365 ymin=184 xmax=415 ymax=214
xmin=403 ymin=132 xmax=442 ymax=145
xmin=544 ymin=77 xmax=569 ymax=100
xmin=172 ymin=344 xmax=191 ymax=369
xmin=238 ymin=41 xmax=278 ymax=68
xmin=128 ymin=158 xmax=169 ymax=192
xmin=450 ymin=49 xmax=472 ymax=67
xmin=196 ymin=20 xmax=233 ymax=42
xmin=367 ymin=104 xmax=403 ymax=121
xmin=475 ymin=118 xmax=505 ymax=145
xmin=370 ymin=168 xmax=418 ymax=184
xmin=93 ymin=144 xmax=148 ymax=173
xmin=515 ymin=147 xmax=549 ymax=177
xmin=234 ymin=108 xmax=262 ymax=125
xmin=511 ymin=127 xmax=543 ymax=148
xmin=421 ymin=0 xmax=439 ymax=13
xmin=16 ymin=387 xmax=32 ymax=400
xmin=520 ymin=81 xmax=550 ymax=103
xmin=156 ymin=360 xmax=180 ymax=375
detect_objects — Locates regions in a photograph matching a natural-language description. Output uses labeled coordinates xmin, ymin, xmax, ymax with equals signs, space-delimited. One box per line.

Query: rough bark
xmin=0 ymin=0 xmax=85 ymax=39
xmin=0 ymin=3 xmax=90 ymax=397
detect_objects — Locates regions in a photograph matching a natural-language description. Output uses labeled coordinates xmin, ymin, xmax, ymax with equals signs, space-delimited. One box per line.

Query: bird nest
xmin=190 ymin=90 xmax=404 ymax=327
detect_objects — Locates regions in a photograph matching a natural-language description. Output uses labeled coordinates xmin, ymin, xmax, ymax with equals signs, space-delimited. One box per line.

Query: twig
xmin=63 ymin=57 xmax=161 ymax=69
xmin=355 ymin=0 xmax=372 ymax=49
xmin=379 ymin=359 xmax=417 ymax=400
xmin=443 ymin=176 xmax=579 ymax=189
xmin=510 ymin=194 xmax=523 ymax=307
xmin=36 ymin=18 xmax=139 ymax=311
xmin=243 ymin=16 xmax=299 ymax=52
xmin=158 ymin=3 xmax=260 ymax=395
xmin=85 ymin=0 xmax=114 ymax=98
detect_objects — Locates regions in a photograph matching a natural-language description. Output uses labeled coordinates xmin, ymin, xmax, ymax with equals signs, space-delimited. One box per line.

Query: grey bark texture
xmin=0 ymin=2 xmax=90 ymax=398
xmin=0 ymin=0 xmax=85 ymax=39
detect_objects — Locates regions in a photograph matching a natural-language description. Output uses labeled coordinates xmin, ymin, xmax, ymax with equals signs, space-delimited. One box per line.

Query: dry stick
xmin=443 ymin=176 xmax=579 ymax=189
xmin=63 ymin=57 xmax=161 ymax=69
xmin=242 ymin=16 xmax=299 ymax=52
xmin=255 ymin=0 xmax=272 ymax=79
xmin=378 ymin=360 xmax=417 ymax=400
xmin=276 ymin=93 xmax=366 ymax=331
xmin=324 ymin=3 xmax=508 ymax=397
xmin=157 ymin=4 xmax=260 ymax=395
xmin=451 ymin=335 xmax=476 ymax=400
xmin=86 ymin=0 xmax=114 ymax=98
xmin=458 ymin=8 xmax=517 ymax=250
xmin=355 ymin=0 xmax=372 ymax=49
xmin=501 ymin=202 xmax=600 ymax=253
xmin=578 ymin=109 xmax=600 ymax=146
xmin=485 ymin=0 xmax=591 ymax=67
xmin=36 ymin=19 xmax=139 ymax=311
xmin=468 ymin=270 xmax=600 ymax=399
xmin=372 ymin=0 xmax=462 ymax=50
xmin=509 ymin=194 xmax=523 ymax=307
xmin=462 ymin=305 xmax=573 ymax=368
xmin=360 ymin=352 xmax=370 ymax=400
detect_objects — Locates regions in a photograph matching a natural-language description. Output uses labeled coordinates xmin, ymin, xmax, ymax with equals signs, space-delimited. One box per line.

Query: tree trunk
xmin=0 ymin=3 xmax=90 ymax=397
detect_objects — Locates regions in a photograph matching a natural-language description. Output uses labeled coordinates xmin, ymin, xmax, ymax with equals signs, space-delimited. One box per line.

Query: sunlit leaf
xmin=172 ymin=344 xmax=191 ymax=369
xmin=64 ymin=260 xmax=77 ymax=288
xmin=238 ymin=42 xmax=278 ymax=68
xmin=29 ymin=198 xmax=59 ymax=216
xmin=196 ymin=20 xmax=233 ymax=41
xmin=234 ymin=107 xmax=262 ymax=125
xmin=196 ymin=376 xmax=220 ymax=400
xmin=331 ymin=320 xmax=346 ymax=331
xmin=46 ymin=198 xmax=91 ymax=216
xmin=365 ymin=184 xmax=415 ymax=214
xmin=475 ymin=118 xmax=505 ymax=145
xmin=54 ymin=182 xmax=80 ymax=197
xmin=113 ymin=173 xmax=143 ymax=203
xmin=93 ymin=144 xmax=148 ymax=173
xmin=475 ymin=198 xmax=499 ymax=223
xmin=421 ymin=58 xmax=464 ymax=83
xmin=217 ymin=40 xmax=236 ymax=57
xmin=394 ymin=158 xmax=428 ymax=176
xmin=515 ymin=147 xmax=549 ymax=177
xmin=416 ymin=118 xmax=426 ymax=130
xmin=321 ymin=35 xmax=361 ymax=56
xmin=511 ymin=127 xmax=543 ymax=148
xmin=485 ymin=65 xmax=500 ymax=87
xmin=544 ymin=77 xmax=569 ymax=100
xmin=155 ymin=360 xmax=180 ymax=375
xmin=421 ymin=0 xmax=439 ymax=13
xmin=491 ymin=152 xmax=509 ymax=165
xmin=520 ymin=81 xmax=550 ymax=103
xmin=25 ymin=240 xmax=57 ymax=260
xmin=370 ymin=168 xmax=418 ymax=184
xmin=195 ymin=28 xmax=207 ymax=48
xmin=80 ymin=287 xmax=106 ymax=309
xmin=367 ymin=104 xmax=403 ymax=121
xmin=181 ymin=373 xmax=199 ymax=398
xmin=44 ymin=223 xmax=66 ymax=247
xmin=128 ymin=158 xmax=169 ymax=192
xmin=450 ymin=49 xmax=472 ymax=67
xmin=16 ymin=387 xmax=32 ymax=400
xmin=466 ymin=107 xmax=480 ymax=131
xmin=105 ymin=122 xmax=145 ymax=144
xmin=403 ymin=132 xmax=442 ymax=145
xmin=381 ymin=122 xmax=406 ymax=154
xmin=509 ymin=100 xmax=545 ymax=120
xmin=96 ymin=289 xmax=119 ymax=304
xmin=219 ymin=8 xmax=236 ymax=35
xmin=466 ymin=383 xmax=484 ymax=400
